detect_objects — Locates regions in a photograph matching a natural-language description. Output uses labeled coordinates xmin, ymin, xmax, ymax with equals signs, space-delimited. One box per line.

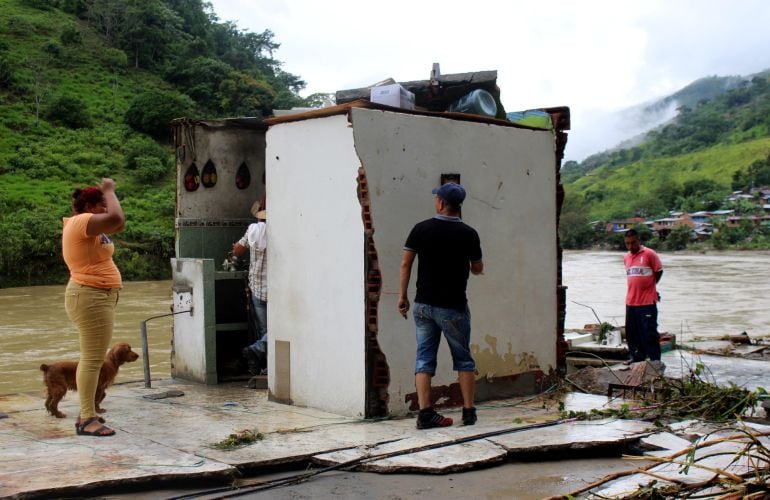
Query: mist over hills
xmin=567 ymin=71 xmax=768 ymax=163
xmin=560 ymin=67 xmax=770 ymax=245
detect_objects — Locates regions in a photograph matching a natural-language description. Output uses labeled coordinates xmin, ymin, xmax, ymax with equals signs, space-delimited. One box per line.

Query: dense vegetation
xmin=560 ymin=73 xmax=770 ymax=250
xmin=0 ymin=0 xmax=316 ymax=288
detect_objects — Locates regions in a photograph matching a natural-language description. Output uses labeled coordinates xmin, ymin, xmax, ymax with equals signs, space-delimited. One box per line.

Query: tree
xmin=304 ymin=92 xmax=335 ymax=108
xmin=102 ymin=48 xmax=127 ymax=109
xmin=665 ymin=224 xmax=691 ymax=250
xmin=652 ymin=181 xmax=682 ymax=213
xmin=0 ymin=57 xmax=13 ymax=88
xmin=732 ymin=154 xmax=770 ymax=191
xmin=559 ymin=212 xmax=595 ymax=249
xmin=218 ymin=71 xmax=275 ymax=117
xmin=558 ymin=192 xmax=596 ymax=249
xmin=54 ymin=0 xmax=88 ymax=17
xmin=60 ymin=24 xmax=82 ymax=46
xmin=124 ymin=90 xmax=194 ymax=139
xmin=45 ymin=94 xmax=92 ymax=128
xmin=86 ymin=0 xmax=126 ymax=44
xmin=632 ymin=223 xmax=654 ymax=243
xmin=28 ymin=57 xmax=52 ymax=126
xmin=118 ymin=0 xmax=183 ymax=69
xmin=731 ymin=198 xmax=760 ymax=215
xmin=164 ymin=56 xmax=233 ymax=111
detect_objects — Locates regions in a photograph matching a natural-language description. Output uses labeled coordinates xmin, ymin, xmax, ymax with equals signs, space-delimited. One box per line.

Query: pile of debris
xmin=556 ymin=352 xmax=769 ymax=498
xmin=550 ymin=420 xmax=770 ymax=498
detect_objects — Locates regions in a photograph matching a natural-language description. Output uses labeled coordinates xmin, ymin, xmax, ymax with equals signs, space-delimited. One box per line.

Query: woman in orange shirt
xmin=62 ymin=178 xmax=125 ymax=436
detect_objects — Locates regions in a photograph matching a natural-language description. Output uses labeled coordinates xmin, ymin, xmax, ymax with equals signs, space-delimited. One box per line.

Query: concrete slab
xmin=641 ymin=431 xmax=692 ymax=457
xmin=314 ymin=437 xmax=509 ymax=473
xmin=0 ymin=378 xmax=697 ymax=497
xmin=313 ymin=417 xmax=653 ymax=474
xmin=0 ymin=416 xmax=233 ymax=498
xmin=488 ymin=418 xmax=652 ymax=453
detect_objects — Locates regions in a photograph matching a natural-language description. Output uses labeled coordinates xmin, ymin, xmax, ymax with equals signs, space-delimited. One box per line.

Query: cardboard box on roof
xmin=370 ymin=83 xmax=415 ymax=110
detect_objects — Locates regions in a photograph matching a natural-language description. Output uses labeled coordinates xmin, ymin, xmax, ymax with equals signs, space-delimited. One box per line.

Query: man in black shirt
xmin=398 ymin=182 xmax=484 ymax=429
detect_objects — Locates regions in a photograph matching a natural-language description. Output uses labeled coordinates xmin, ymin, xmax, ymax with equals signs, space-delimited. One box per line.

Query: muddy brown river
xmin=1 ymin=250 xmax=768 ymax=395
xmin=0 ymin=280 xmax=174 ymax=395
xmin=563 ymin=250 xmax=770 ymax=338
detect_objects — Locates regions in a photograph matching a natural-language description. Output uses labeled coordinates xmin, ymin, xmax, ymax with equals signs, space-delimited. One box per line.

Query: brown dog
xmin=40 ymin=342 xmax=140 ymax=418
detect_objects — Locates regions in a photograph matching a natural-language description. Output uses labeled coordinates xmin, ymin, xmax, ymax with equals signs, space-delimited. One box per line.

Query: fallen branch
xmin=548 ymin=427 xmax=770 ymax=499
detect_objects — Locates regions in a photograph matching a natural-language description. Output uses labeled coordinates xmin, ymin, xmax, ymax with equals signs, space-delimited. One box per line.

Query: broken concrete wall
xmin=265 ymin=114 xmax=368 ymax=417
xmin=350 ymin=108 xmax=558 ymax=415
xmin=174 ymin=120 xmax=266 ymax=220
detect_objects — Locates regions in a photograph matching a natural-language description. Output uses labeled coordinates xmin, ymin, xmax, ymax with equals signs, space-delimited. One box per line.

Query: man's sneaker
xmin=416 ymin=408 xmax=453 ymax=429
xmin=462 ymin=407 xmax=477 ymax=426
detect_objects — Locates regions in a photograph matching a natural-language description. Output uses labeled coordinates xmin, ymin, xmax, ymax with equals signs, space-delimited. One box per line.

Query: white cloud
xmin=208 ymin=0 xmax=770 ymax=160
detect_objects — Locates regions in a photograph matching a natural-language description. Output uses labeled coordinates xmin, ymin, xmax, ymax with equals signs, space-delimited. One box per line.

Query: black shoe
xmin=416 ymin=408 xmax=453 ymax=429
xmin=462 ymin=407 xmax=477 ymax=426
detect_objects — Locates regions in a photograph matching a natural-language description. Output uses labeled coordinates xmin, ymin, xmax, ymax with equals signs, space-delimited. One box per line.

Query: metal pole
xmin=140 ymin=308 xmax=192 ymax=389
xmin=141 ymin=320 xmax=151 ymax=388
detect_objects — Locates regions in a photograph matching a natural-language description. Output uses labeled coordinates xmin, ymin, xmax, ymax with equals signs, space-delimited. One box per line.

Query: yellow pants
xmin=64 ymin=281 xmax=119 ymax=419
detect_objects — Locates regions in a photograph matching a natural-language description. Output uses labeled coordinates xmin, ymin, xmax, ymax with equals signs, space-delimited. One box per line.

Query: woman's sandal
xmin=76 ymin=417 xmax=115 ymax=437
xmin=74 ymin=416 xmax=105 ymax=432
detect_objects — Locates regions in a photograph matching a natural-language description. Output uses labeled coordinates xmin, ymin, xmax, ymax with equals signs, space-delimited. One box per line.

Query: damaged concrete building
xmin=170 ymin=69 xmax=570 ymax=418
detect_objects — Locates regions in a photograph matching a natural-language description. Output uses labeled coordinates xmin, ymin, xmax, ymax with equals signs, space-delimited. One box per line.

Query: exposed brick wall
xmin=357 ymin=166 xmax=391 ymax=418
xmin=553 ymin=127 xmax=569 ymax=372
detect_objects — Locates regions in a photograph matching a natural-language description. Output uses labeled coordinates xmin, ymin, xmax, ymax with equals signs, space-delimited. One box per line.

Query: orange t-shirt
xmin=62 ymin=213 xmax=122 ymax=289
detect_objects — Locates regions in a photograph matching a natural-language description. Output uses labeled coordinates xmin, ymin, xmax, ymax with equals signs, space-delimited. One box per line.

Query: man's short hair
xmin=625 ymin=228 xmax=639 ymax=238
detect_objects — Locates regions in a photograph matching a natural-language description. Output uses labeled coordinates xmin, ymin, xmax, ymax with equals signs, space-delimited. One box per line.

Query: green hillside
xmin=0 ymin=0 xmax=310 ymax=288
xmin=561 ymin=73 xmax=770 ymax=244
xmin=570 ymin=138 xmax=770 ymax=221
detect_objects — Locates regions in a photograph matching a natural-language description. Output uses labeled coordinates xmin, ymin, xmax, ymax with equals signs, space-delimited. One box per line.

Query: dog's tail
xmin=40 ymin=364 xmax=49 ymax=373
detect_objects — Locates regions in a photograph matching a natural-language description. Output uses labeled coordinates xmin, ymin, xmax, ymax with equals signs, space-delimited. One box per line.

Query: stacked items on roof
xmin=335 ymin=63 xmax=558 ymax=130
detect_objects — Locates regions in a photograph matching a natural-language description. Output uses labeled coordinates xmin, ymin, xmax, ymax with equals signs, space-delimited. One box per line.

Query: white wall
xmin=266 ymin=114 xmax=367 ymax=417
xmin=349 ymin=108 xmax=558 ymax=415
xmin=170 ymin=258 xmax=214 ymax=383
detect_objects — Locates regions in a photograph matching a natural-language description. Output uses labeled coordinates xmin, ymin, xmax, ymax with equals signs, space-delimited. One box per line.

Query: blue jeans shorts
xmin=413 ymin=302 xmax=476 ymax=374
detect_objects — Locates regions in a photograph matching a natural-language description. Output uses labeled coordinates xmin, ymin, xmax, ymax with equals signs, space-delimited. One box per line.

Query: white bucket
xmin=606 ymin=330 xmax=621 ymax=346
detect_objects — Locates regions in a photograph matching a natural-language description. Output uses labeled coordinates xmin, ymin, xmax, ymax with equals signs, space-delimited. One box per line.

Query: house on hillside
xmin=727 ymin=215 xmax=770 ymax=228
xmin=605 ymin=217 xmax=646 ymax=233
xmin=652 ymin=213 xmax=694 ymax=239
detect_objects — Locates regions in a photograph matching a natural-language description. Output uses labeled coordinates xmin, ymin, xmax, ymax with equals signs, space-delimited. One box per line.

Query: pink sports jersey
xmin=624 ymin=246 xmax=662 ymax=306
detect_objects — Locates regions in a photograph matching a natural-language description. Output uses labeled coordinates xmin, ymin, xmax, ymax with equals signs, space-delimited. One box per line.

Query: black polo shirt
xmin=404 ymin=216 xmax=482 ymax=309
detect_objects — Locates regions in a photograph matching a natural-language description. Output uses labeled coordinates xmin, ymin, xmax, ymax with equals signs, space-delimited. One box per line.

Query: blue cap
xmin=432 ymin=182 xmax=466 ymax=206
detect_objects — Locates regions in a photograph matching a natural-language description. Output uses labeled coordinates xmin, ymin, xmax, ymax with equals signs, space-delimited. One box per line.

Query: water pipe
xmin=140 ymin=308 xmax=193 ymax=388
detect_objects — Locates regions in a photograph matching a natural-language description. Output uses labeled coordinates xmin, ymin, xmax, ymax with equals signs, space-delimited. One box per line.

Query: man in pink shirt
xmin=623 ymin=229 xmax=663 ymax=362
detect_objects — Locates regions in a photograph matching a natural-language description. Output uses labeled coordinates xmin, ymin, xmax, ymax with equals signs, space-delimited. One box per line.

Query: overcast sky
xmin=208 ymin=0 xmax=770 ymax=161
